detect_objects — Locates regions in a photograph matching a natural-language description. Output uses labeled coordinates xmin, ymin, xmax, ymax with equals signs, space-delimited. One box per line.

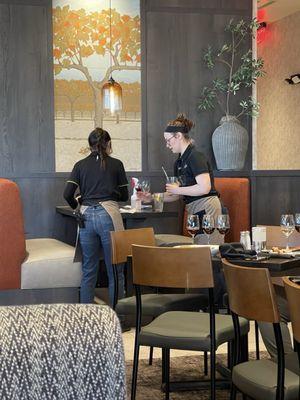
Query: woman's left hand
xmin=166 ymin=183 xmax=181 ymax=195
xmin=136 ymin=191 xmax=152 ymax=203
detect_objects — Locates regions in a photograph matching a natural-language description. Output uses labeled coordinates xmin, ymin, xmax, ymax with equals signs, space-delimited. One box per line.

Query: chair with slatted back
xmin=110 ymin=228 xmax=209 ymax=365
xmin=223 ymin=259 xmax=299 ymax=400
xmin=131 ymin=245 xmax=249 ymax=400
xmin=283 ymin=276 xmax=300 ymax=381
xmin=111 ymin=228 xmax=209 ymax=316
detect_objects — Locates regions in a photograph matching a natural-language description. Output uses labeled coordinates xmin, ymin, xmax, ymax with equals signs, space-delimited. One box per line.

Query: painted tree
xmin=54 ymin=79 xmax=93 ymax=121
xmin=53 ymin=5 xmax=141 ymax=127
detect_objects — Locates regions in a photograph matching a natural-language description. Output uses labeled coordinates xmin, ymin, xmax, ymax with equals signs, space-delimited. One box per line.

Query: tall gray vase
xmin=212 ymin=116 xmax=248 ymax=170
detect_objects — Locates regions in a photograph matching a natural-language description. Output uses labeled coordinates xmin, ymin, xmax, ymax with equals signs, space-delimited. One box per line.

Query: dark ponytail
xmin=88 ymin=128 xmax=111 ymax=168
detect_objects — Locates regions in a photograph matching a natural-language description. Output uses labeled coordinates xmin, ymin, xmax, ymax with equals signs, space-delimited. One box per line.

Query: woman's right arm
xmin=63 ymin=182 xmax=79 ymax=209
xmin=63 ymin=163 xmax=80 ymax=209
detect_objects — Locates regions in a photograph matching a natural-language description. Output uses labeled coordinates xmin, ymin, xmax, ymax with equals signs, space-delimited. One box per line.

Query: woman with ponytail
xmin=164 ymin=113 xmax=223 ymax=245
xmin=64 ymin=127 xmax=128 ymax=305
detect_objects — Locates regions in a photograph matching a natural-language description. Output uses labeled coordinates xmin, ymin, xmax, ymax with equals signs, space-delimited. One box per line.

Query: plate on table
xmin=174 ymin=244 xmax=219 ymax=256
xmin=261 ymin=250 xmax=299 ymax=259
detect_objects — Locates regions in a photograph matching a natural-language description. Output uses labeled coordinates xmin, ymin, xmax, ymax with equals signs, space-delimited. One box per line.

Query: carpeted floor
xmin=126 ymin=352 xmax=267 ymax=399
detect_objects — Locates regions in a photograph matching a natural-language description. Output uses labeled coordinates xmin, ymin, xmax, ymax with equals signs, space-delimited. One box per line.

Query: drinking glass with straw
xmin=162 ymin=166 xmax=169 ymax=181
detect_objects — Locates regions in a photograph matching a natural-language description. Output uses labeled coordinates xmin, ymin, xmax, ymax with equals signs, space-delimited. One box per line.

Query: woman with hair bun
xmin=164 ymin=113 xmax=223 ymax=245
xmin=64 ymin=127 xmax=128 ymax=305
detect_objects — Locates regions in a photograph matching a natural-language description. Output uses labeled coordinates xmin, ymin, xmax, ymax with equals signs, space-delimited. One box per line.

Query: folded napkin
xmin=119 ymin=207 xmax=136 ymax=213
xmin=219 ymin=243 xmax=257 ymax=260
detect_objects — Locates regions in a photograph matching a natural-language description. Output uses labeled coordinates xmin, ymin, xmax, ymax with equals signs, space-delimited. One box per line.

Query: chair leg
xmin=162 ymin=348 xmax=166 ymax=385
xmin=163 ymin=348 xmax=170 ymax=400
xmin=148 ymin=346 xmax=154 ymax=365
xmin=131 ymin=343 xmax=140 ymax=400
xmin=227 ymin=340 xmax=234 ymax=370
xmin=230 ymin=383 xmax=237 ymax=400
xmin=254 ymin=321 xmax=260 ymax=360
xmin=210 ymin=349 xmax=216 ymax=400
xmin=204 ymin=351 xmax=208 ymax=375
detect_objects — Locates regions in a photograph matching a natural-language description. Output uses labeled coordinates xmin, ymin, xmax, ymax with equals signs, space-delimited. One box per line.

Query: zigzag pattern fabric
xmin=0 ymin=304 xmax=126 ymax=400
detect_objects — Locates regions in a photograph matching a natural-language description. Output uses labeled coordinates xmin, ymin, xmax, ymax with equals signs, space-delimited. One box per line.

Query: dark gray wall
xmin=2 ymin=0 xmax=298 ymax=238
xmin=0 ymin=0 xmax=54 ymax=176
xmin=141 ymin=0 xmax=253 ymax=173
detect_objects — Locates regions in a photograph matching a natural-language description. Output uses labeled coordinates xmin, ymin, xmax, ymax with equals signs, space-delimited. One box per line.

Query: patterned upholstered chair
xmin=0 ymin=178 xmax=81 ymax=304
xmin=0 ymin=304 xmax=126 ymax=400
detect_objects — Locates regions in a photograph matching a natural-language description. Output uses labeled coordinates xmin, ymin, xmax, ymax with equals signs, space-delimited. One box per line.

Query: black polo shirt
xmin=174 ymin=144 xmax=218 ymax=204
xmin=67 ymin=152 xmax=128 ymax=206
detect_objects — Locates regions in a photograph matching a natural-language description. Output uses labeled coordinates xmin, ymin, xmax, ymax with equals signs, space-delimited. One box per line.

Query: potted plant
xmin=198 ymin=19 xmax=264 ymax=170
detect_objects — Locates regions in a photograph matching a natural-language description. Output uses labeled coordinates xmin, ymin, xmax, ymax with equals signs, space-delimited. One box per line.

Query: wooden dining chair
xmin=283 ymin=276 xmax=300 ymax=380
xmin=131 ymin=245 xmax=249 ymax=400
xmin=223 ymin=259 xmax=299 ymax=400
xmin=110 ymin=228 xmax=209 ymax=365
xmin=263 ymin=225 xmax=300 ymax=249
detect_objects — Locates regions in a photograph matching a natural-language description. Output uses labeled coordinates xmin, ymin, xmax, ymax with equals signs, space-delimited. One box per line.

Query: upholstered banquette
xmin=156 ymin=177 xmax=251 ymax=245
xmin=0 ymin=178 xmax=81 ymax=302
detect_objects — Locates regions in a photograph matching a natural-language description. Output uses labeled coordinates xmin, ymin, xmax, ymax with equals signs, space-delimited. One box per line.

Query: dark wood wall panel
xmin=251 ymin=173 xmax=300 ymax=226
xmin=15 ymin=176 xmax=66 ymax=238
xmin=143 ymin=0 xmax=252 ymax=173
xmin=7 ymin=0 xmax=298 ymax=240
xmin=0 ymin=1 xmax=54 ymax=175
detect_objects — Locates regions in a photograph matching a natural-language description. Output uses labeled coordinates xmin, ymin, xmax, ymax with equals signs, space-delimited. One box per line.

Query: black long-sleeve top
xmin=63 ymin=152 xmax=129 ymax=210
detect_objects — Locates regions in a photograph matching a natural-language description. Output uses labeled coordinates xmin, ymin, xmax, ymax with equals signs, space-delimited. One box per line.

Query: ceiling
xmin=258 ymin=0 xmax=300 ymax=22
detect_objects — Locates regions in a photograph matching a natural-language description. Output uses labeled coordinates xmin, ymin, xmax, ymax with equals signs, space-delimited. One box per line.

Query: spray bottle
xmin=131 ymin=177 xmax=142 ymax=211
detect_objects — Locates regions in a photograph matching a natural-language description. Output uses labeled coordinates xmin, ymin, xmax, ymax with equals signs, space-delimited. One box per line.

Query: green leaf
xmin=203 ymin=46 xmax=215 ymax=69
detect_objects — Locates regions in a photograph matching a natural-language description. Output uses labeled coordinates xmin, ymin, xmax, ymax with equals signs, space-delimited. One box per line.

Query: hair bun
xmin=176 ymin=113 xmax=187 ymax=122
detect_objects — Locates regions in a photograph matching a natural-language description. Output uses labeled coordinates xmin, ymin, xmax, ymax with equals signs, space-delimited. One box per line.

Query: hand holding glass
xmin=166 ymin=177 xmax=179 ymax=195
xmin=202 ymin=214 xmax=215 ymax=245
xmin=186 ymin=214 xmax=200 ymax=244
xmin=280 ymin=214 xmax=295 ymax=251
xmin=138 ymin=179 xmax=151 ymax=203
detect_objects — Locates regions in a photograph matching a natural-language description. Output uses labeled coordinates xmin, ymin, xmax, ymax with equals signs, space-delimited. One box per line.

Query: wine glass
xmin=280 ymin=214 xmax=295 ymax=251
xmin=202 ymin=214 xmax=215 ymax=245
xmin=295 ymin=214 xmax=300 ymax=233
xmin=216 ymin=214 xmax=230 ymax=236
xmin=186 ymin=214 xmax=200 ymax=244
xmin=140 ymin=179 xmax=151 ymax=194
xmin=138 ymin=179 xmax=151 ymax=204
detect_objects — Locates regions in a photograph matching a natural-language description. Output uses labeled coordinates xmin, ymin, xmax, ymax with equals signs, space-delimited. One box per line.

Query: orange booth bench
xmin=182 ymin=177 xmax=251 ymax=242
xmin=156 ymin=177 xmax=251 ymax=245
xmin=0 ymin=178 xmax=81 ymax=304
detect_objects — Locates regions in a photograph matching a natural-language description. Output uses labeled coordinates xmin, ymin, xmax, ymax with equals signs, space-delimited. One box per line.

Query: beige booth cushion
xmin=21 ymin=239 xmax=82 ymax=289
xmin=155 ymin=234 xmax=193 ymax=247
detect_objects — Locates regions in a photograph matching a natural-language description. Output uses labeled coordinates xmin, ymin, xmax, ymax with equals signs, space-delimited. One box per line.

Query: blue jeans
xmin=79 ymin=205 xmax=124 ymax=305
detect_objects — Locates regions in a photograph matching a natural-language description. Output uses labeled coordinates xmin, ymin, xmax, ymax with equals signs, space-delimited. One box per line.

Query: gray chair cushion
xmin=232 ymin=359 xmax=299 ymax=400
xmin=138 ymin=311 xmax=249 ymax=351
xmin=22 ymin=239 xmax=81 ymax=289
xmin=155 ymin=234 xmax=193 ymax=247
xmin=116 ymin=293 xmax=208 ymax=317
xmin=0 ymin=304 xmax=126 ymax=399
xmin=285 ymin=352 xmax=300 ymax=376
